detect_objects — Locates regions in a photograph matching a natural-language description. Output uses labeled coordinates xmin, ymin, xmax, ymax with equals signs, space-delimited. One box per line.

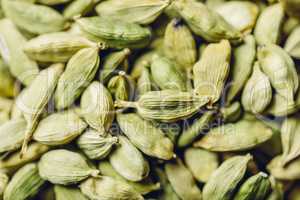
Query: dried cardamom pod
xmin=203 ymin=154 xmax=252 ymax=200
xmin=38 ymin=149 xmax=99 ymax=185
xmin=193 ymin=40 xmax=231 ymax=103
xmin=37 ymin=0 xmax=72 ymax=5
xmin=80 ymin=177 xmax=144 ymax=200
xmin=95 ymin=0 xmax=170 ymax=25
xmin=76 ymin=17 xmax=152 ymax=49
xmin=80 ymin=81 xmax=114 ymax=134
xmin=63 ymin=0 xmax=97 ymax=19
xmin=0 ymin=19 xmax=39 ymax=85
xmin=226 ymin=35 xmax=256 ymax=103
xmin=3 ymin=163 xmax=45 ymax=200
xmin=177 ymin=111 xmax=215 ymax=148
xmin=117 ymin=113 xmax=174 ymax=160
xmin=115 ymin=90 xmax=209 ymax=122
xmin=99 ymin=161 xmax=160 ymax=195
xmin=215 ymin=1 xmax=259 ymax=34
xmin=0 ymin=58 xmax=16 ymax=98
xmin=254 ymin=3 xmax=284 ymax=45
xmin=55 ymin=47 xmax=100 ymax=110
xmin=108 ymin=72 xmax=133 ymax=101
xmin=151 ymin=55 xmax=187 ymax=91
xmin=109 ymin=135 xmax=149 ymax=182
xmin=77 ymin=129 xmax=118 ymax=160
xmin=165 ymin=158 xmax=202 ymax=200
xmin=136 ymin=63 xmax=153 ymax=96
xmin=281 ymin=0 xmax=300 ymax=19
xmin=23 ymin=32 xmax=97 ymax=62
xmin=184 ymin=148 xmax=219 ymax=183
xmin=2 ymin=0 xmax=68 ymax=34
xmin=233 ymin=172 xmax=271 ymax=200
xmin=173 ymin=0 xmax=241 ymax=42
xmin=284 ymin=26 xmax=300 ymax=59
xmin=267 ymin=155 xmax=300 ymax=180
xmin=54 ymin=185 xmax=88 ymax=200
xmin=164 ymin=18 xmax=197 ymax=71
xmin=131 ymin=51 xmax=156 ymax=80
xmin=0 ymin=172 xmax=8 ymax=199
xmin=242 ymin=62 xmax=272 ymax=113
xmin=220 ymin=101 xmax=242 ymax=123
xmin=33 ymin=110 xmax=87 ymax=146
xmin=16 ymin=63 xmax=64 ymax=155
xmin=258 ymin=44 xmax=298 ymax=106
xmin=194 ymin=118 xmax=273 ymax=151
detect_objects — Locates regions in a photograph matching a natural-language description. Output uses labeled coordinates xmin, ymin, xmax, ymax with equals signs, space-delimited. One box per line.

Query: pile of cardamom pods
xmin=0 ymin=0 xmax=300 ymax=199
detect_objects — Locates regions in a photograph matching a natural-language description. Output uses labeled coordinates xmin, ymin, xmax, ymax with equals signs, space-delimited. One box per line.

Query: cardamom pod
xmin=0 ymin=58 xmax=15 ymax=98
xmin=33 ymin=110 xmax=87 ymax=146
xmin=136 ymin=63 xmax=153 ymax=96
xmin=131 ymin=51 xmax=156 ymax=80
xmin=63 ymin=0 xmax=96 ymax=19
xmin=165 ymin=158 xmax=202 ymax=200
xmin=233 ymin=172 xmax=271 ymax=200
xmin=115 ymin=90 xmax=209 ymax=122
xmin=254 ymin=3 xmax=284 ymax=45
xmin=38 ymin=149 xmax=99 ymax=185
xmin=2 ymin=0 xmax=68 ymax=34
xmin=284 ymin=26 xmax=300 ymax=59
xmin=23 ymin=32 xmax=97 ymax=62
xmin=95 ymin=0 xmax=170 ymax=25
xmin=194 ymin=118 xmax=273 ymax=151
xmin=80 ymin=177 xmax=144 ymax=200
xmin=77 ymin=129 xmax=118 ymax=160
xmin=184 ymin=147 xmax=219 ymax=183
xmin=16 ymin=63 xmax=64 ymax=156
xmin=220 ymin=101 xmax=242 ymax=123
xmin=0 ymin=19 xmax=39 ymax=85
xmin=107 ymin=72 xmax=134 ymax=101
xmin=55 ymin=47 xmax=100 ymax=110
xmin=117 ymin=113 xmax=174 ymax=160
xmin=3 ymin=163 xmax=45 ymax=200
xmin=80 ymin=81 xmax=114 ymax=134
xmin=76 ymin=17 xmax=152 ymax=49
xmin=193 ymin=40 xmax=231 ymax=103
xmin=267 ymin=155 xmax=300 ymax=180
xmin=109 ymin=135 xmax=150 ymax=182
xmin=54 ymin=185 xmax=88 ymax=200
xmin=203 ymin=154 xmax=252 ymax=200
xmin=173 ymin=0 xmax=241 ymax=42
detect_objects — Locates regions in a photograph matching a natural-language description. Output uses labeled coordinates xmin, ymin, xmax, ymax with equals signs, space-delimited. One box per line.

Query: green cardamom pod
xmin=109 ymin=135 xmax=150 ymax=182
xmin=55 ymin=47 xmax=100 ymax=110
xmin=107 ymin=72 xmax=134 ymax=101
xmin=54 ymin=185 xmax=89 ymax=200
xmin=115 ymin=90 xmax=209 ymax=122
xmin=165 ymin=158 xmax=202 ymax=200
xmin=23 ymin=32 xmax=97 ymax=63
xmin=16 ymin=63 xmax=64 ymax=156
xmin=131 ymin=51 xmax=156 ymax=80
xmin=77 ymin=129 xmax=118 ymax=160
xmin=3 ymin=163 xmax=45 ymax=200
xmin=284 ymin=26 xmax=300 ymax=59
xmin=0 ymin=19 xmax=39 ymax=85
xmin=2 ymin=0 xmax=68 ymax=34
xmin=184 ymin=147 xmax=219 ymax=183
xmin=117 ymin=113 xmax=174 ymax=160
xmin=38 ymin=149 xmax=99 ymax=185
xmin=203 ymin=154 xmax=252 ymax=200
xmin=80 ymin=81 xmax=114 ymax=134
xmin=173 ymin=0 xmax=241 ymax=42
xmin=137 ymin=63 xmax=153 ymax=96
xmin=194 ymin=118 xmax=273 ymax=151
xmin=76 ymin=17 xmax=152 ymax=49
xmin=193 ymin=40 xmax=231 ymax=103
xmin=95 ymin=0 xmax=170 ymax=25
xmin=33 ymin=110 xmax=87 ymax=146
xmin=0 ymin=58 xmax=16 ymax=98
xmin=267 ymin=155 xmax=300 ymax=180
xmin=63 ymin=0 xmax=97 ymax=19
xmin=220 ymin=101 xmax=242 ymax=123
xmin=80 ymin=177 xmax=144 ymax=200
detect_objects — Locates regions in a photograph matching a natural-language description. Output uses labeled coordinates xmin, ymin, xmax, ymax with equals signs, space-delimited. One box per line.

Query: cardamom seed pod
xmin=16 ymin=63 xmax=64 ymax=156
xmin=131 ymin=51 xmax=156 ymax=80
xmin=77 ymin=129 xmax=118 ymax=160
xmin=55 ymin=47 xmax=100 ymax=110
xmin=23 ymin=32 xmax=97 ymax=62
xmin=165 ymin=158 xmax=202 ymax=200
xmin=117 ymin=113 xmax=174 ymax=160
xmin=108 ymin=72 xmax=134 ymax=101
xmin=80 ymin=177 xmax=144 ymax=200
xmin=38 ymin=149 xmax=99 ymax=185
xmin=109 ymin=135 xmax=150 ymax=182
xmin=115 ymin=90 xmax=209 ymax=122
xmin=3 ymin=163 xmax=45 ymax=200
xmin=220 ymin=101 xmax=242 ymax=123
xmin=194 ymin=118 xmax=273 ymax=151
xmin=80 ymin=81 xmax=114 ymax=134
xmin=63 ymin=0 xmax=96 ymax=19
xmin=284 ymin=26 xmax=300 ymax=59
xmin=95 ymin=0 xmax=170 ymax=25
xmin=33 ymin=110 xmax=87 ymax=146
xmin=54 ymin=185 xmax=88 ymax=200
xmin=193 ymin=40 xmax=231 ymax=103
xmin=184 ymin=147 xmax=219 ymax=183
xmin=267 ymin=155 xmax=300 ymax=180
xmin=203 ymin=154 xmax=252 ymax=200
xmin=136 ymin=63 xmax=153 ymax=96
xmin=0 ymin=58 xmax=16 ymax=98
xmin=76 ymin=17 xmax=152 ymax=49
